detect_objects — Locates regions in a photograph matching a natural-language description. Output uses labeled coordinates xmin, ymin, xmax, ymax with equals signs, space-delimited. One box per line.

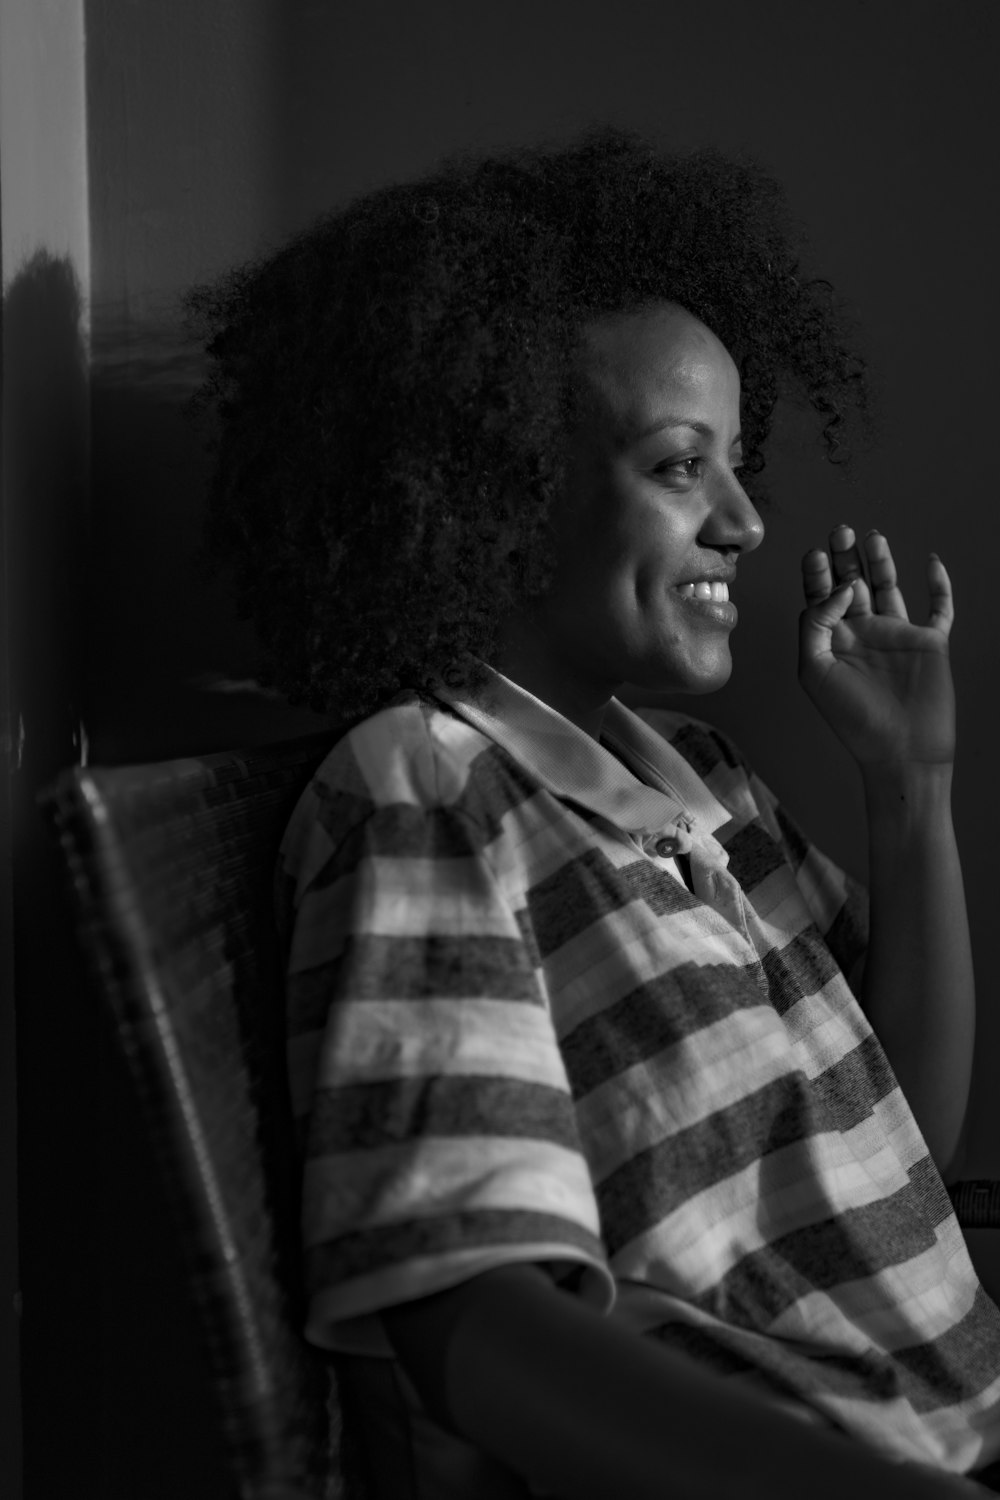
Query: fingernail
xmin=866 ymin=528 xmax=880 ymax=537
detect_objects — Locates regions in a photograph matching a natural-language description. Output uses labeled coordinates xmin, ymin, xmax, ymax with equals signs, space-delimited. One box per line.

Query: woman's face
xmin=509 ymin=302 xmax=764 ymax=713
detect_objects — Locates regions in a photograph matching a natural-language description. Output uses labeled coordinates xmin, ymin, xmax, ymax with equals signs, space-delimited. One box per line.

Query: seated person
xmin=190 ymin=131 xmax=1000 ymax=1496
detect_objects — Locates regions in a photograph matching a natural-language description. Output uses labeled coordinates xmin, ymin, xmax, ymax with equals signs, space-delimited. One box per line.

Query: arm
xmin=799 ymin=527 xmax=973 ymax=1178
xmin=860 ymin=761 xmax=973 ymax=1178
xmin=383 ymin=1264 xmax=978 ymax=1499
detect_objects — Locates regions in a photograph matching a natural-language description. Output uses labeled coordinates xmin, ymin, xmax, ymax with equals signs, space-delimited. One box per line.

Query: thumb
xmin=798 ymin=581 xmax=855 ymax=667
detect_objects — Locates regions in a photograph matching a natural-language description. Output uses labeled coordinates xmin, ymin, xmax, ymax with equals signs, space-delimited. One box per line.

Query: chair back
xmin=42 ymin=732 xmax=368 ymax=1500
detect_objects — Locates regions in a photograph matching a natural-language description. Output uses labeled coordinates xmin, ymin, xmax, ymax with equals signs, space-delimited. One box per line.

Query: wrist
xmin=861 ymin=760 xmax=954 ymax=834
xmin=860 ymin=757 xmax=953 ymax=797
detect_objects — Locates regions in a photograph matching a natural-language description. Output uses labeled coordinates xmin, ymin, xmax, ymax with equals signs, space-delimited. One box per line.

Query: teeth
xmin=677 ymin=581 xmax=730 ymax=601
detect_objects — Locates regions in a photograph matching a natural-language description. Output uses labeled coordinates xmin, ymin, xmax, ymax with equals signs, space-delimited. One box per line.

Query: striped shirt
xmin=277 ymin=665 xmax=1000 ymax=1476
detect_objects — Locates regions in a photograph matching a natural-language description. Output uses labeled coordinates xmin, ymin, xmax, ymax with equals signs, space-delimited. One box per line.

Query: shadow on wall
xmin=4 ymin=250 xmax=104 ymax=1498
xmin=85 ymin=304 xmax=338 ymax=764
xmin=3 ymin=250 xmax=88 ymax=800
xmin=5 ymin=252 xmax=238 ymax=1500
xmin=2 ymin=252 xmax=312 ymax=779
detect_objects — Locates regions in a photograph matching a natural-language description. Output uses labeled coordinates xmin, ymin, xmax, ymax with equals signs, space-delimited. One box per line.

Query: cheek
xmin=553 ymin=517 xmax=634 ymax=596
xmin=632 ymin=517 xmax=689 ymax=597
xmin=551 ymin=475 xmax=687 ymax=606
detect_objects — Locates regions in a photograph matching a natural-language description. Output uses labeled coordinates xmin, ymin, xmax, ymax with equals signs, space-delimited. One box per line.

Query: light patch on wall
xmin=0 ymin=0 xmax=90 ymax=345
xmin=188 ymin=672 xmax=285 ymax=700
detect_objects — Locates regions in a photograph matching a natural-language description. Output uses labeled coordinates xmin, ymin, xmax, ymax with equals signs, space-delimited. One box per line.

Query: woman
xmin=191 ymin=131 xmax=1000 ymax=1497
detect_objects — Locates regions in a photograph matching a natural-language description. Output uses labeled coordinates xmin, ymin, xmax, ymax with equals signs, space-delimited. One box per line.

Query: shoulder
xmin=279 ymin=692 xmax=515 ymax=881
xmin=318 ymin=691 xmax=489 ymax=804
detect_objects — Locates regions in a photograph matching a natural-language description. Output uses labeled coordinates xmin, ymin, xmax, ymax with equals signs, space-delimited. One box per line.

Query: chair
xmin=41 ymin=731 xmax=368 ymax=1500
xmin=40 ymin=734 xmax=1000 ymax=1500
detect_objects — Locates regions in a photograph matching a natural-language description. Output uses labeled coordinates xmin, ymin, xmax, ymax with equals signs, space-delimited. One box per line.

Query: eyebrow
xmin=635 ymin=417 xmax=743 ymax=443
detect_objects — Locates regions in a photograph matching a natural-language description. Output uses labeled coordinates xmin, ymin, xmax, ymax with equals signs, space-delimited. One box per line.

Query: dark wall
xmin=18 ymin=2 xmax=997 ymax=1495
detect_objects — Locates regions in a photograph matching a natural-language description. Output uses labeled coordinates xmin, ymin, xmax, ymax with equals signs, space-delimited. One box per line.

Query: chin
xmin=622 ymin=651 xmax=733 ymax=701
xmin=681 ymin=668 xmax=732 ymax=695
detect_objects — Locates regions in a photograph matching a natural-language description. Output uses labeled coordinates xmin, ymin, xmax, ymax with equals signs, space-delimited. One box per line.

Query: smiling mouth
xmin=675 ymin=581 xmax=730 ymax=602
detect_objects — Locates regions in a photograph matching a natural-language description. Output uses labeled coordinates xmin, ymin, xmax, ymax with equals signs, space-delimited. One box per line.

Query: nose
xmin=700 ymin=470 xmax=765 ymax=555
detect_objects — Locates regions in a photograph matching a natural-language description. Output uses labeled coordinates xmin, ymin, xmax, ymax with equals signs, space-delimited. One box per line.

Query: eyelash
xmin=652 ymin=456 xmax=744 ymax=481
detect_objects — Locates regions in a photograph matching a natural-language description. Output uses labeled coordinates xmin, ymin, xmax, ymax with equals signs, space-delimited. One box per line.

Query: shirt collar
xmin=431 ymin=662 xmax=730 ymax=844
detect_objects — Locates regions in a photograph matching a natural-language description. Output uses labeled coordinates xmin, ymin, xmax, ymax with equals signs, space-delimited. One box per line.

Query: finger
xmin=829 ymin=524 xmax=870 ymax=616
xmin=798 ymin=580 xmax=855 ymax=666
xmin=801 ymin=548 xmax=833 ymax=605
xmin=927 ymin=553 xmax=954 ymax=637
xmin=863 ymin=529 xmax=909 ymax=620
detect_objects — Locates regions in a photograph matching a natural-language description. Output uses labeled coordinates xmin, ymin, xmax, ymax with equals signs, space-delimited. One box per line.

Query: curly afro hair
xmin=187 ymin=128 xmax=867 ymax=721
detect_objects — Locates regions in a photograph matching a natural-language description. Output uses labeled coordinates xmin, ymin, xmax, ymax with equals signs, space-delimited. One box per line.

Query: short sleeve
xmin=279 ymin=714 xmax=613 ymax=1354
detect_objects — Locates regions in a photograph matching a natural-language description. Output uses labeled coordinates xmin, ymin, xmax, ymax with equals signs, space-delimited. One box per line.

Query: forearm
xmin=860 ymin=761 xmax=974 ymax=1178
xmin=383 ymin=1265 xmax=974 ymax=1499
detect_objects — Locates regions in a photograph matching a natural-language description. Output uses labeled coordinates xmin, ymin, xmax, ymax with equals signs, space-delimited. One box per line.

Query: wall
xmin=1 ymin=2 xmax=92 ymax=1495
xmin=11 ymin=0 xmax=999 ymax=1493
xmin=84 ymin=0 xmax=323 ymax=764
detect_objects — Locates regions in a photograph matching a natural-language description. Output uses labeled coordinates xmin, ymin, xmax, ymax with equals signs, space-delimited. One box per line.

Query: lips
xmin=670 ymin=572 xmax=738 ymax=628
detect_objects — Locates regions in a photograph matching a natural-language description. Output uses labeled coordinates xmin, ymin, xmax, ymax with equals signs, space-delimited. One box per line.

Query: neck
xmin=490 ymin=611 xmax=619 ymax=741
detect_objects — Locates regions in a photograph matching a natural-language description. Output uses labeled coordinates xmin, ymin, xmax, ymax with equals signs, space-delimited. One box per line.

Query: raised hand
xmin=798 ymin=525 xmax=955 ymax=769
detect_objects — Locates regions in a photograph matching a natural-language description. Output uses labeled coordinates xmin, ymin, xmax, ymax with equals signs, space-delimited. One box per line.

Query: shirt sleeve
xmin=279 ymin=720 xmax=613 ymax=1355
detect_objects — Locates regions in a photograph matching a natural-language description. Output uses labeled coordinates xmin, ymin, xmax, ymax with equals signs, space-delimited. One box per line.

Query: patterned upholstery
xmin=41 ymin=732 xmax=368 ymax=1500
xmin=39 ymin=732 xmax=1000 ymax=1500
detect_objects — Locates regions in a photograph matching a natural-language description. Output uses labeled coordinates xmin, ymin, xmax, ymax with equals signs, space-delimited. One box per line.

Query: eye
xmin=652 ymin=455 xmax=703 ymax=480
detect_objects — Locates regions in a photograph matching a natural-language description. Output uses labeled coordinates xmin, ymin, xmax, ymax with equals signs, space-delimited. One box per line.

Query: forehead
xmin=578 ymin=303 xmax=740 ymax=441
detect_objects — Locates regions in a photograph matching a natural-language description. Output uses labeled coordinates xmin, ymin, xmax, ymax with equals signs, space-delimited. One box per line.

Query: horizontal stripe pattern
xmin=652 ymin=1287 xmax=1000 ymax=1420
xmin=305 ymin=1074 xmax=582 ymax=1156
xmin=561 ymin=960 xmax=774 ymax=1097
xmin=616 ymin=856 xmax=702 ymax=916
xmin=593 ymin=1051 xmax=917 ymax=1257
xmin=612 ymin=1113 xmax=944 ymax=1288
xmin=309 ymin=997 xmax=571 ymax=1091
xmin=757 ymin=926 xmax=845 ymax=1016
xmin=290 ymin=931 xmax=543 ymax=1011
xmin=301 ymin=1135 xmax=601 ymax=1239
xmin=304 ymin=1207 xmax=608 ymax=1290
xmin=278 ymin=688 xmax=1000 ymax=1470
xmin=723 ymin=817 xmax=790 ymax=891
